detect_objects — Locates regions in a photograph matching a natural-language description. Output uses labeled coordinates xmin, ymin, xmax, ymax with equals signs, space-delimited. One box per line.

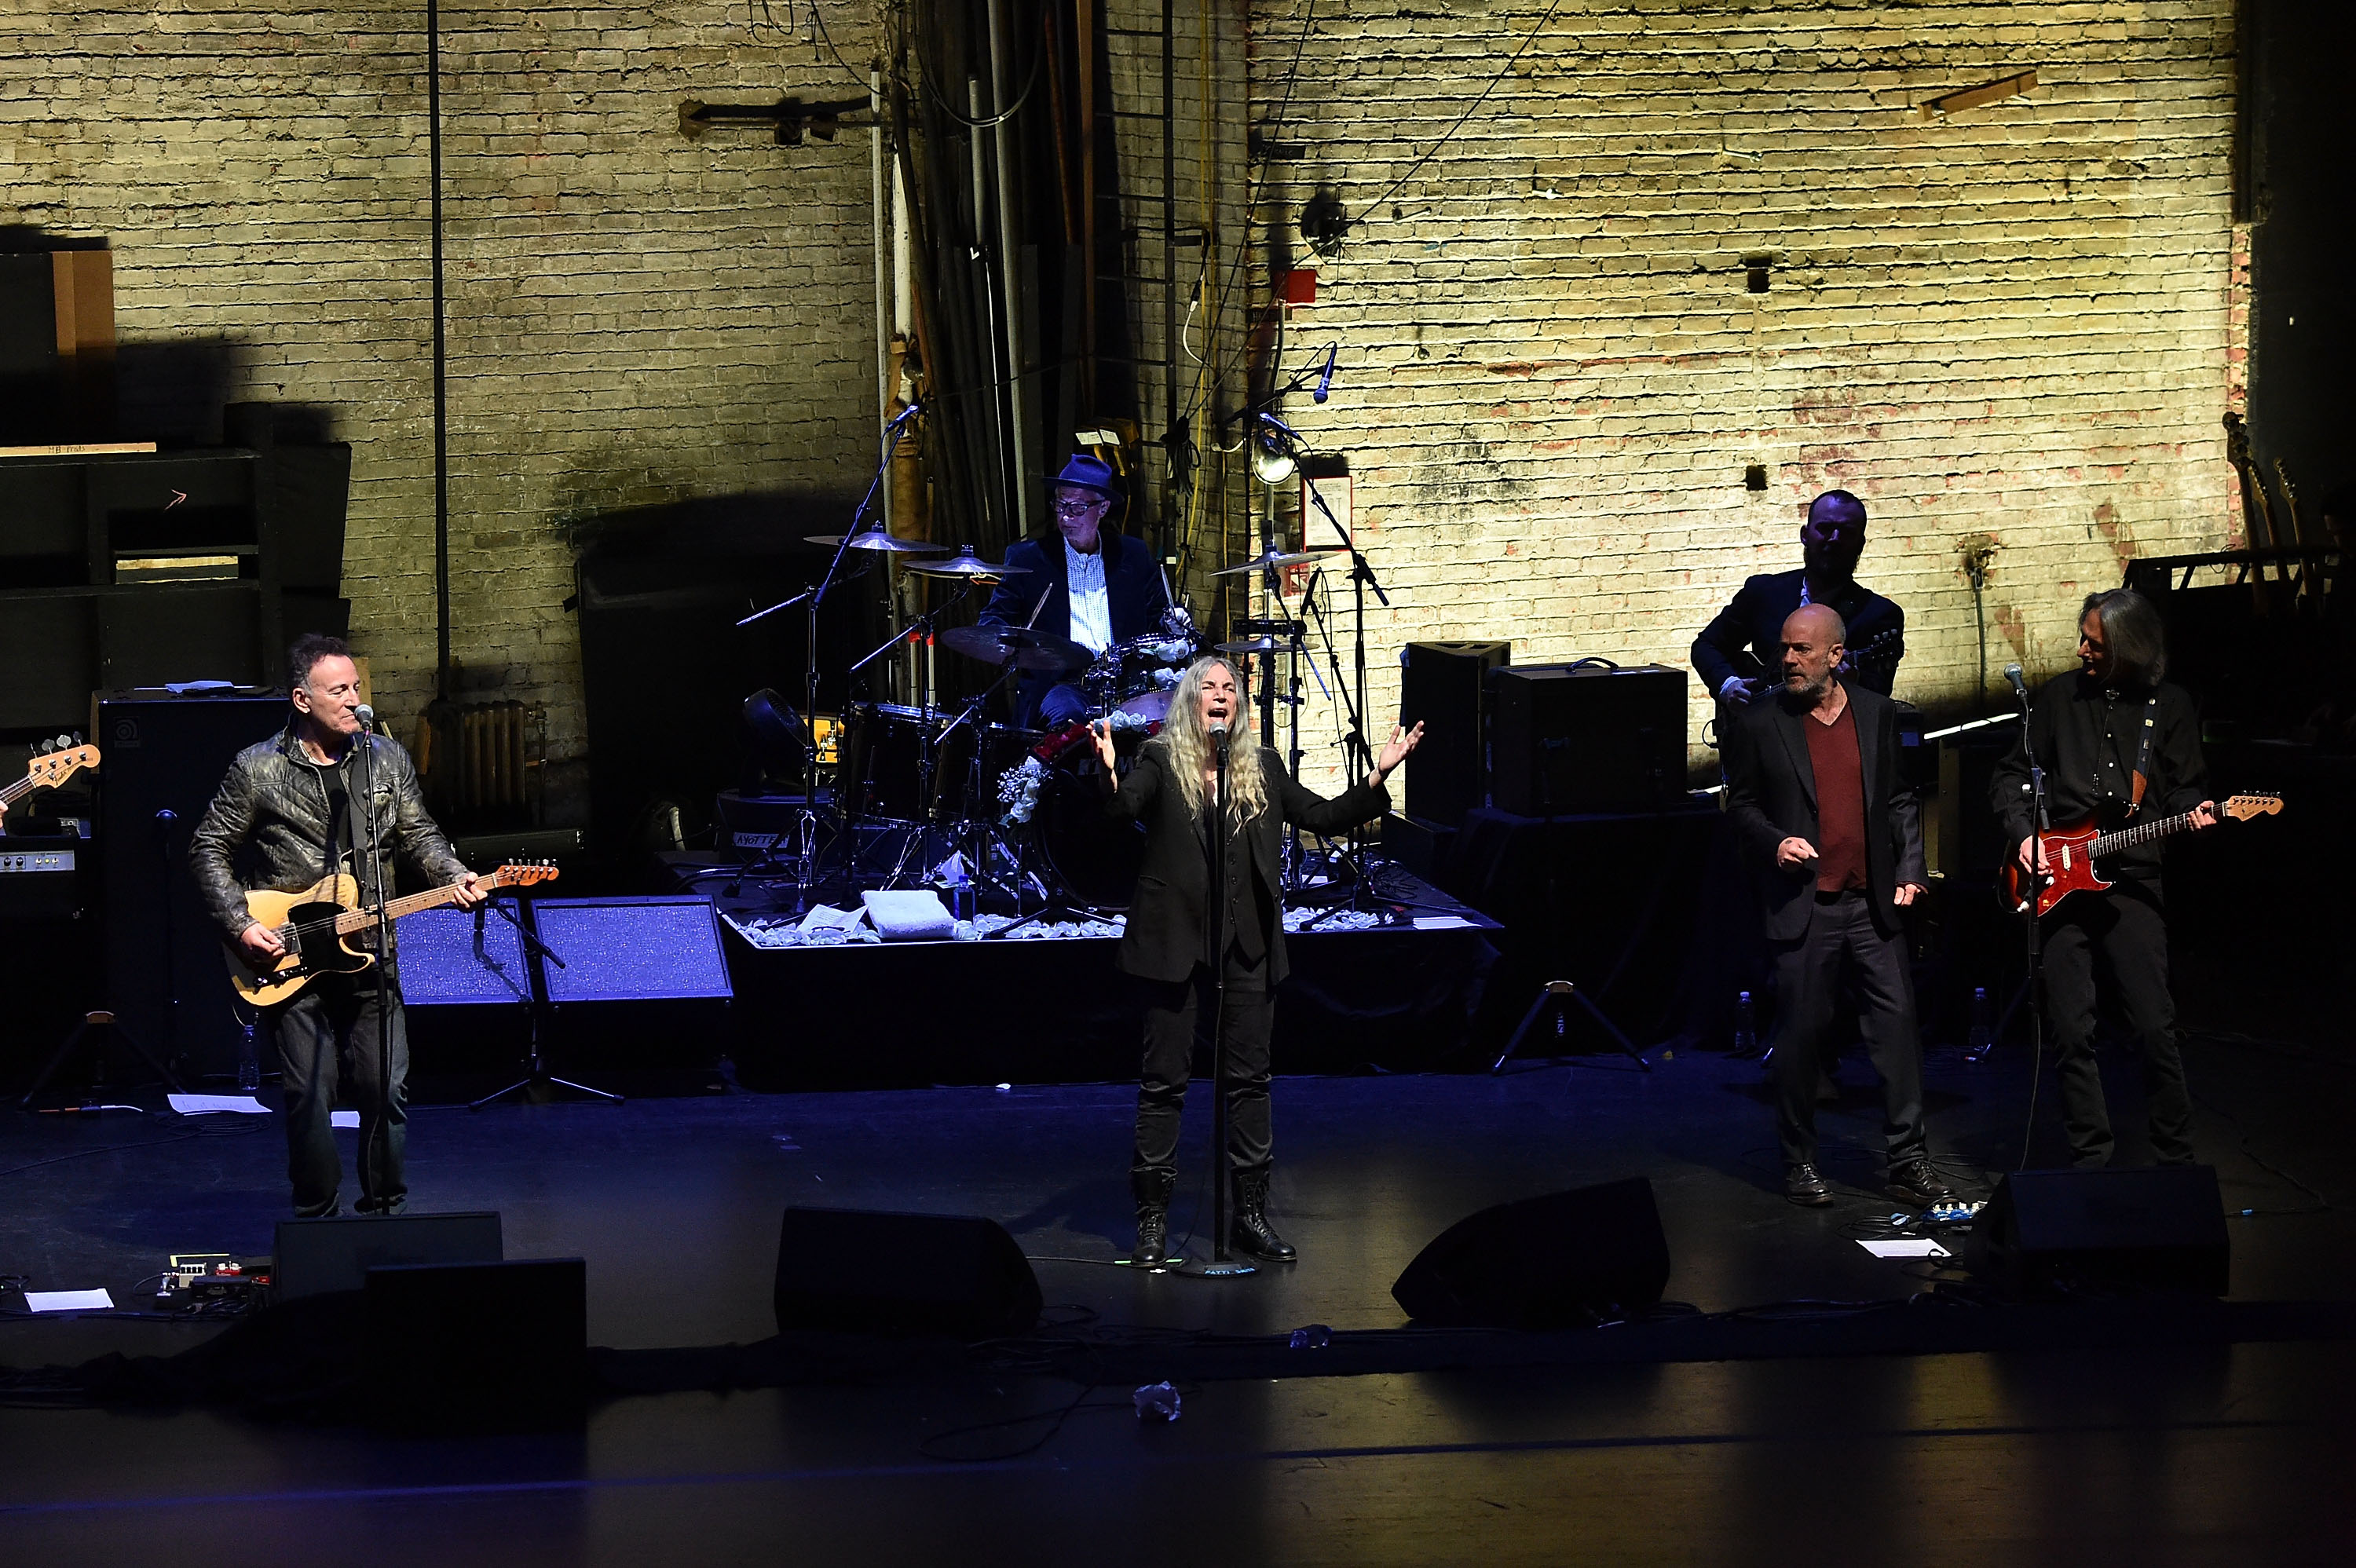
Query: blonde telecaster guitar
xmin=226 ymin=861 xmax=559 ymax=1006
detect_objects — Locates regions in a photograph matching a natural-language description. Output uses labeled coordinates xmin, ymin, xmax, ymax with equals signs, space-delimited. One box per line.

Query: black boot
xmin=1132 ymin=1167 xmax=1176 ymax=1266
xmin=1231 ymin=1168 xmax=1296 ymax=1263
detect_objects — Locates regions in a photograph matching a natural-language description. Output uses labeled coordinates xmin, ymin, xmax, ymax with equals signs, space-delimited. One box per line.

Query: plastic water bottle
xmin=1288 ymin=1324 xmax=1333 ymax=1351
xmin=1132 ymin=1380 xmax=1182 ymax=1422
xmin=236 ymin=1019 xmax=262 ymax=1093
xmin=1965 ymin=986 xmax=1995 ymax=1063
xmin=1731 ymin=991 xmax=1758 ymax=1058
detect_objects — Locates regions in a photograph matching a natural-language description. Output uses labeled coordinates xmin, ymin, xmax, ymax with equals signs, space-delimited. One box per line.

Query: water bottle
xmin=236 ymin=1019 xmax=262 ymax=1093
xmin=1965 ymin=986 xmax=1996 ymax=1063
xmin=1288 ymin=1324 xmax=1333 ymax=1351
xmin=1730 ymin=991 xmax=1758 ymax=1058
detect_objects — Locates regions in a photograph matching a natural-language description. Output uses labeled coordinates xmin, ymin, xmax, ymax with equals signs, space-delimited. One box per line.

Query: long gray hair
xmin=1159 ymin=656 xmax=1268 ymax=824
xmin=2082 ymin=588 xmax=2168 ymax=689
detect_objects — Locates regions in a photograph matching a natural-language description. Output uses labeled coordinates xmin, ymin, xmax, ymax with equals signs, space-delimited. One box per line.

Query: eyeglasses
xmin=1052 ymin=497 xmax=1107 ymax=517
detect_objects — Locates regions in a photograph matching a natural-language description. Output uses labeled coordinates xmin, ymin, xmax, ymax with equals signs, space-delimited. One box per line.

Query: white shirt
xmin=1065 ymin=541 xmax=1113 ymax=654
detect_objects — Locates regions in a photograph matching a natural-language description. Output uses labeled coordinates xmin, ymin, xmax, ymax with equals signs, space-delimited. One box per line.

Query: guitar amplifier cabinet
xmin=1399 ymin=641 xmax=1510 ymax=827
xmin=1487 ymin=663 xmax=1688 ymax=815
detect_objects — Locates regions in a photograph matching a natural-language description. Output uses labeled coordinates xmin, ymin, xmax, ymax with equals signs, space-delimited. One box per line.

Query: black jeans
xmin=1769 ymin=890 xmax=1926 ymax=1171
xmin=266 ymin=972 xmax=409 ymax=1217
xmin=1132 ymin=947 xmax=1274 ymax=1181
xmin=2042 ymin=879 xmax=2193 ymax=1167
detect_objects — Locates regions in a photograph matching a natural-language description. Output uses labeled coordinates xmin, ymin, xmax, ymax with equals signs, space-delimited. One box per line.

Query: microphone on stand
xmin=1209 ymin=718 xmax=1231 ymax=764
xmin=2003 ymin=663 xmax=2028 ymax=701
xmin=354 ymin=704 xmax=377 ymax=732
xmin=1312 ymin=344 xmax=1337 ymax=404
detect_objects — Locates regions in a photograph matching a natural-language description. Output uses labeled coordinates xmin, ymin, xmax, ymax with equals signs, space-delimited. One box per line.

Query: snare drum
xmin=834 ymin=702 xmax=976 ymax=824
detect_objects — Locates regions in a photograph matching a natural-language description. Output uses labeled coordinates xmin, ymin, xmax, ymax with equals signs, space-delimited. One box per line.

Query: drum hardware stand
xmin=738 ymin=400 xmax=921 ymax=908
xmin=469 ymin=903 xmax=621 ymax=1109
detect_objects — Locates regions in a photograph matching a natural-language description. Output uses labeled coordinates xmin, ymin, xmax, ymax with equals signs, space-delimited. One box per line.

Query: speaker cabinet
xmin=774 ymin=1208 xmax=1042 ymax=1340
xmin=1392 ymin=1177 xmax=1670 ymax=1328
xmin=366 ymin=1258 xmax=587 ymax=1432
xmin=1963 ymin=1166 xmax=2230 ymax=1299
xmin=273 ymin=1209 xmax=504 ymax=1301
xmin=1487 ymin=663 xmax=1688 ymax=815
xmin=1399 ymin=640 xmax=1510 ymax=827
xmin=97 ymin=693 xmax=289 ymax=1080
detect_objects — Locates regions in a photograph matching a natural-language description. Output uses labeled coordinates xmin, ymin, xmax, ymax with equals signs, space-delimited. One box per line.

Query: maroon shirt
xmin=1802 ymin=699 xmax=1868 ymax=893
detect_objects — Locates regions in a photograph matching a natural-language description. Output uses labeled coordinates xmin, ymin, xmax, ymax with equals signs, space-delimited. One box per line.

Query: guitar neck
xmin=0 ymin=777 xmax=31 ymax=807
xmin=2087 ymin=808 xmax=2201 ymax=859
xmin=334 ymin=872 xmax=499 ymax=935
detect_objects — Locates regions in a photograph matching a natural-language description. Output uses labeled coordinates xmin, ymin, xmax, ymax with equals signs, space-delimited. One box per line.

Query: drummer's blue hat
xmin=1051 ymin=454 xmax=1121 ymax=499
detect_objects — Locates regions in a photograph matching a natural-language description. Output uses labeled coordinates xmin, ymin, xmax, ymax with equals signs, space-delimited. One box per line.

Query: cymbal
xmin=939 ymin=623 xmax=1091 ymax=674
xmin=909 ymin=546 xmax=1030 ymax=579
xmin=1209 ymin=546 xmax=1342 ymax=578
xmin=804 ymin=528 xmax=948 ymax=554
xmin=1216 ymin=637 xmax=1285 ymax=654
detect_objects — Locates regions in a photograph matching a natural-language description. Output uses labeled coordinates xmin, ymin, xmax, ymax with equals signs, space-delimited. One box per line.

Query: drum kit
xmin=732 ymin=524 xmax=1357 ymax=922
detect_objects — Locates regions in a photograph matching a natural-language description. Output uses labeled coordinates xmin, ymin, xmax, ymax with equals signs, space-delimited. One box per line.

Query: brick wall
xmin=3 ymin=0 xmax=890 ymax=821
xmin=1243 ymin=0 xmax=2246 ymax=788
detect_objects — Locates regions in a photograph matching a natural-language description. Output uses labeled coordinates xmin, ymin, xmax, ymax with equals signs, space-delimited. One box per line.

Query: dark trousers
xmin=1132 ymin=947 xmax=1274 ymax=1180
xmin=265 ymin=973 xmax=409 ymax=1217
xmin=2042 ymin=879 xmax=2193 ymax=1167
xmin=1770 ymin=890 xmax=1926 ymax=1170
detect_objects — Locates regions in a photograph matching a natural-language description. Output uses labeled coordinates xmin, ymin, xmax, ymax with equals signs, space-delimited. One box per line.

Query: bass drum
xmin=1033 ymin=764 xmax=1147 ymax=912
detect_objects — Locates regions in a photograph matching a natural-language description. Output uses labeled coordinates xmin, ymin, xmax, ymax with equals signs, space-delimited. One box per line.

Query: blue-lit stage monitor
xmin=529 ymin=896 xmax=734 ymax=1003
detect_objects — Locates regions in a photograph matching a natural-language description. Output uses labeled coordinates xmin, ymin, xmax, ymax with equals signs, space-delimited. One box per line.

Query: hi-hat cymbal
xmin=910 ymin=546 xmax=1030 ymax=579
xmin=805 ymin=528 xmax=949 ymax=554
xmin=1216 ymin=637 xmax=1284 ymax=654
xmin=1209 ymin=546 xmax=1342 ymax=578
xmin=939 ymin=623 xmax=1091 ymax=674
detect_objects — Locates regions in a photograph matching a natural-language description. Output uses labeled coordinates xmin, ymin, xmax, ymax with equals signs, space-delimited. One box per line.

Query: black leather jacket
xmin=188 ymin=719 xmax=470 ymax=949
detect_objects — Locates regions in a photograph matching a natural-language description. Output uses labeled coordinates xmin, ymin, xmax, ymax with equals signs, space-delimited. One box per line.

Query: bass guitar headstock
xmin=24 ymin=736 xmax=100 ymax=791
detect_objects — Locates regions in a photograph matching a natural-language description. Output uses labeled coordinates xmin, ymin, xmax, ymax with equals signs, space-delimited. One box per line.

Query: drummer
xmin=979 ymin=453 xmax=1175 ymax=727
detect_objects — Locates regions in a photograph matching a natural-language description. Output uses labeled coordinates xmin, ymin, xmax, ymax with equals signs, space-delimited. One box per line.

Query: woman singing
xmin=1092 ymin=656 xmax=1422 ymax=1266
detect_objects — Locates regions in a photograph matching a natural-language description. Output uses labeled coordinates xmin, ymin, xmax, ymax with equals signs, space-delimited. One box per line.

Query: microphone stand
xmin=1199 ymin=726 xmax=1252 ymax=1275
xmin=2010 ymin=674 xmax=2050 ymax=1167
xmin=355 ymin=721 xmax=397 ymax=1209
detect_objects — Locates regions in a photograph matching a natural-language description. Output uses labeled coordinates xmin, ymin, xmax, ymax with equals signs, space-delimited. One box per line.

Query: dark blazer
xmin=979 ymin=528 xmax=1173 ymax=718
xmin=1722 ymin=682 xmax=1926 ymax=940
xmin=1692 ymin=568 xmax=1906 ymax=697
xmin=1104 ymin=736 xmax=1389 ymax=985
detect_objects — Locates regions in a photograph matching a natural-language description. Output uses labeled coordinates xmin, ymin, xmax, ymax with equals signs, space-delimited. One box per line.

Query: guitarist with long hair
xmin=1992 ymin=590 xmax=2218 ymax=1168
xmin=188 ymin=634 xmax=486 ymax=1217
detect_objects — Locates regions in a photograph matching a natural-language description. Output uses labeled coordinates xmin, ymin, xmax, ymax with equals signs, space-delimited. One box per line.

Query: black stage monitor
xmin=273 ymin=1210 xmax=504 ymax=1301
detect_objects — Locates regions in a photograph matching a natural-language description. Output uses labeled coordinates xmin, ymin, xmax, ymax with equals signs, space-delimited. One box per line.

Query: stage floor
xmin=4 ymin=1031 xmax=2351 ymax=1563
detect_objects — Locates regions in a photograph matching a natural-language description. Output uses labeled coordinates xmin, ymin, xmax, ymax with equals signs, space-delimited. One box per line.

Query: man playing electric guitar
xmin=189 ymin=634 xmax=487 ymax=1217
xmin=1992 ymin=590 xmax=2216 ymax=1169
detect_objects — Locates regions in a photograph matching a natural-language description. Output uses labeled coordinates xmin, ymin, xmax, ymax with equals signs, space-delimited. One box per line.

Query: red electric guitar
xmin=2002 ymin=793 xmax=2282 ymax=917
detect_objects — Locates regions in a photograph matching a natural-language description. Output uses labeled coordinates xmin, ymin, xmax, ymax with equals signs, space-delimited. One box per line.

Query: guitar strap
xmin=2126 ymin=696 xmax=2158 ymax=815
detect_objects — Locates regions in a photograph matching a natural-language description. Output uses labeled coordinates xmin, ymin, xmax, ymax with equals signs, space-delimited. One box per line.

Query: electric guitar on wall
xmin=225 ymin=861 xmax=560 ymax=1006
xmin=3 ymin=740 xmax=100 ymax=811
xmin=2001 ymin=794 xmax=2282 ymax=918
